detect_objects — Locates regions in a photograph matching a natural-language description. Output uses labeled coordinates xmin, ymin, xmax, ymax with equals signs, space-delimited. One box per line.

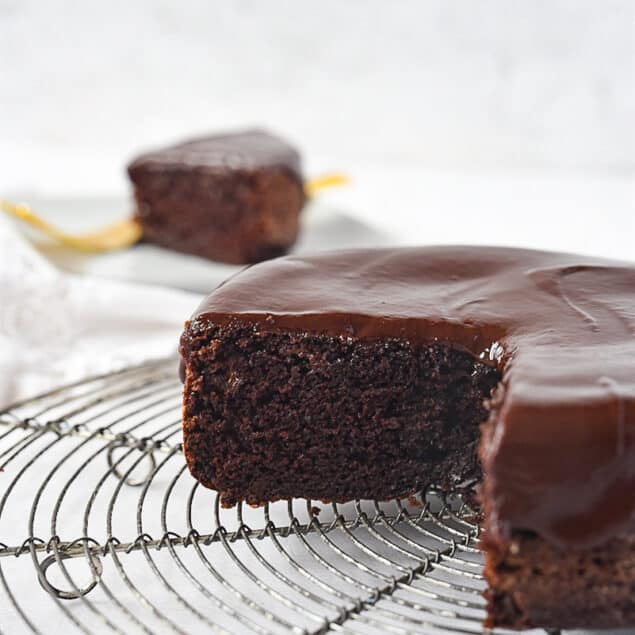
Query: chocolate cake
xmin=127 ymin=129 xmax=305 ymax=264
xmin=179 ymin=246 xmax=635 ymax=630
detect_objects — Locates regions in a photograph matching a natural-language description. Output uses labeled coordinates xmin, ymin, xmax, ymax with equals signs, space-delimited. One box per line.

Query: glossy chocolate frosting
xmin=190 ymin=246 xmax=635 ymax=549
xmin=128 ymin=129 xmax=303 ymax=183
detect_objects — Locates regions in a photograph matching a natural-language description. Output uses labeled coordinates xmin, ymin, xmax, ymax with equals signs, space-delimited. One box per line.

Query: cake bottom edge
xmin=483 ymin=528 xmax=635 ymax=630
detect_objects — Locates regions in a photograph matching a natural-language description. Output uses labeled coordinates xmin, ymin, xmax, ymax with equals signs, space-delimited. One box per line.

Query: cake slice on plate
xmin=128 ymin=129 xmax=306 ymax=264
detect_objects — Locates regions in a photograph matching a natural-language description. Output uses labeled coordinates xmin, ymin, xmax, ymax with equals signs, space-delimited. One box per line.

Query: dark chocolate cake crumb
xmin=181 ymin=320 xmax=500 ymax=507
xmin=483 ymin=530 xmax=635 ymax=629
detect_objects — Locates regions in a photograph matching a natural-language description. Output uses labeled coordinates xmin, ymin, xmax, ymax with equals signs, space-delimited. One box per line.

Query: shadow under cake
xmin=179 ymin=246 xmax=635 ymax=630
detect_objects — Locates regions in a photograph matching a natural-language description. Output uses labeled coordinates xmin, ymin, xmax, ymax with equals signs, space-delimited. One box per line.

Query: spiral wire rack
xmin=0 ymin=357 xmax=555 ymax=635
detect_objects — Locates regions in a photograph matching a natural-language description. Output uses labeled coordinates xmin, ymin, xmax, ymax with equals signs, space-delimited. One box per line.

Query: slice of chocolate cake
xmin=179 ymin=246 xmax=635 ymax=630
xmin=128 ymin=129 xmax=305 ymax=264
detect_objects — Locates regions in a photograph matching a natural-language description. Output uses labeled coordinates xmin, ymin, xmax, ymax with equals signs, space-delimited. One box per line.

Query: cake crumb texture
xmin=181 ymin=320 xmax=500 ymax=507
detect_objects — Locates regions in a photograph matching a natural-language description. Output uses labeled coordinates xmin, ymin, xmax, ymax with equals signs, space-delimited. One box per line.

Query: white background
xmin=0 ymin=0 xmax=634 ymax=255
xmin=1 ymin=1 xmax=633 ymax=180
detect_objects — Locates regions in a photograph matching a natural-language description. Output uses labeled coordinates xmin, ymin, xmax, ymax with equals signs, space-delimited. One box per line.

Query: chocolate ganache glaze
xmin=189 ymin=246 xmax=635 ymax=549
xmin=128 ymin=128 xmax=303 ymax=184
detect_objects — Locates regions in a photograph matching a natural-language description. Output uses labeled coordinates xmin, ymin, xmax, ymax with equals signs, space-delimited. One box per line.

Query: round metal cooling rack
xmin=0 ymin=357 xmax=555 ymax=635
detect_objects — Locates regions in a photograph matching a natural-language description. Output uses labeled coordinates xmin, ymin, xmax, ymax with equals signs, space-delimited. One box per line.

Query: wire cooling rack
xmin=0 ymin=358 xmax=555 ymax=635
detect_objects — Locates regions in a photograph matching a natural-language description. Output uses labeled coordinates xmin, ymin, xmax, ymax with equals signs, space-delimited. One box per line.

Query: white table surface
xmin=12 ymin=166 xmax=633 ymax=294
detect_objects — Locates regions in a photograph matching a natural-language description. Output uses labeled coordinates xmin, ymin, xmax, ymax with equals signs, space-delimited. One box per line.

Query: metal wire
xmin=0 ymin=357 xmax=554 ymax=635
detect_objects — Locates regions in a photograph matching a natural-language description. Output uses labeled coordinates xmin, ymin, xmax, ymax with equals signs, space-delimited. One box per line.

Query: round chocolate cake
xmin=179 ymin=246 xmax=635 ymax=630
